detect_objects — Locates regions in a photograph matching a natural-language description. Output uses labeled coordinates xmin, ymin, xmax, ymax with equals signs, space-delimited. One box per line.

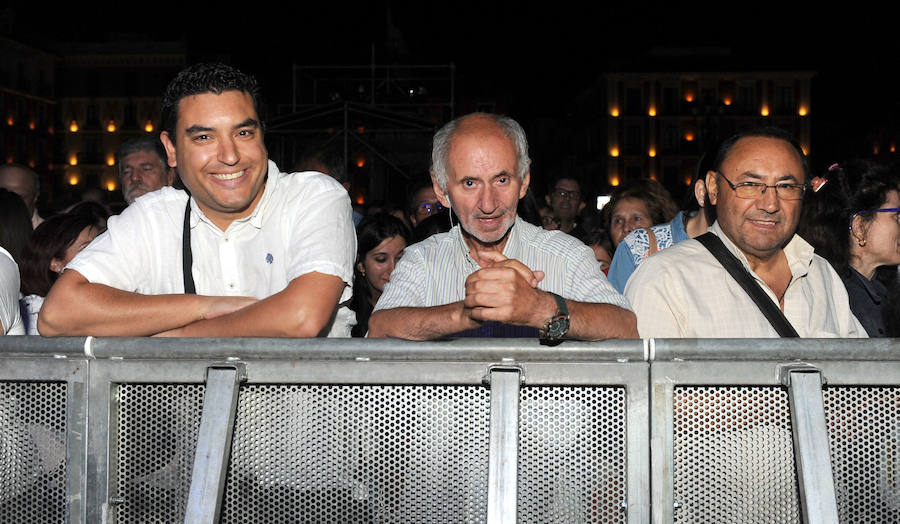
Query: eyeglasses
xmin=417 ymin=202 xmax=445 ymax=214
xmin=551 ymin=189 xmax=582 ymax=200
xmin=848 ymin=207 xmax=900 ymax=230
xmin=716 ymin=172 xmax=807 ymax=200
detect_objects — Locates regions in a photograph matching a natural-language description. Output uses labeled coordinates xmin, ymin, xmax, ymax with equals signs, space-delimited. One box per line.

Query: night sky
xmin=5 ymin=1 xmax=899 ymax=165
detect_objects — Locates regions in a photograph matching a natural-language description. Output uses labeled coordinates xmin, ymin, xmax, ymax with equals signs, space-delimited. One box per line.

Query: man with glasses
xmin=545 ymin=176 xmax=587 ymax=240
xmin=407 ymin=180 xmax=446 ymax=227
xmin=625 ymin=128 xmax=865 ymax=337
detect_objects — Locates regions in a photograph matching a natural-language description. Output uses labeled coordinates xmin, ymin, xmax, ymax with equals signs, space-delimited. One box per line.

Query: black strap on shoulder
xmin=182 ymin=197 xmax=196 ymax=294
xmin=695 ymin=232 xmax=799 ymax=337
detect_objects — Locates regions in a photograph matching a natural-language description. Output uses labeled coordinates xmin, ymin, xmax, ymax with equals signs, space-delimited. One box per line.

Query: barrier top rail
xmin=2 ymin=336 xmax=899 ymax=362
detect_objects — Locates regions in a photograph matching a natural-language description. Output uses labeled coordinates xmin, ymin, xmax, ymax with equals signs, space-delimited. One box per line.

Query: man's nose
xmin=478 ymin=186 xmax=498 ymax=212
xmin=758 ymin=185 xmax=780 ymax=212
xmin=218 ymin=137 xmax=240 ymax=165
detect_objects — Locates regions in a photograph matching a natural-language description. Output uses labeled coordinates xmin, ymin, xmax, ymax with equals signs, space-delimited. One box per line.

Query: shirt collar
xmin=709 ymin=220 xmax=814 ymax=279
xmin=849 ymin=267 xmax=887 ymax=304
xmin=189 ymin=159 xmax=277 ymax=231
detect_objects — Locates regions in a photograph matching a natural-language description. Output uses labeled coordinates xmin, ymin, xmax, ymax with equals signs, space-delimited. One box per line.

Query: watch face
xmin=547 ymin=315 xmax=570 ymax=339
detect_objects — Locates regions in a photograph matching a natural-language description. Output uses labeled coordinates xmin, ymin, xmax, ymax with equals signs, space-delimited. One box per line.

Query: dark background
xmin=4 ymin=1 xmax=899 ymax=206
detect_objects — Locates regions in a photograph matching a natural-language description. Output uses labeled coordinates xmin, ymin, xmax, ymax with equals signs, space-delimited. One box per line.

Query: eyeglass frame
xmin=715 ymin=172 xmax=808 ymax=200
xmin=550 ymin=188 xmax=582 ymax=201
xmin=848 ymin=207 xmax=900 ymax=231
xmin=416 ymin=201 xmax=446 ymax=214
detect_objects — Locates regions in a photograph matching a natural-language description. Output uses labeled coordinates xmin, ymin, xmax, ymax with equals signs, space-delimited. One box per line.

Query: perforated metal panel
xmin=518 ymin=386 xmax=626 ymax=523
xmin=672 ymin=386 xmax=800 ymax=523
xmin=825 ymin=386 xmax=900 ymax=523
xmin=114 ymin=383 xmax=204 ymax=523
xmin=0 ymin=381 xmax=67 ymax=523
xmin=221 ymin=384 xmax=491 ymax=523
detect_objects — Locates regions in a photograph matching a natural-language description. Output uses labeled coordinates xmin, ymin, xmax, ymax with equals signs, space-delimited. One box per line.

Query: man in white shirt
xmin=368 ymin=113 xmax=636 ymax=341
xmin=40 ymin=63 xmax=355 ymax=337
xmin=625 ymin=128 xmax=865 ymax=337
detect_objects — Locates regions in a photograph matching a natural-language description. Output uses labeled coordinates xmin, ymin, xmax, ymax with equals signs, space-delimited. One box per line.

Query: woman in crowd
xmin=350 ymin=214 xmax=411 ymax=337
xmin=603 ymin=178 xmax=679 ymax=249
xmin=18 ymin=212 xmax=102 ymax=335
xmin=800 ymin=160 xmax=900 ymax=336
xmin=607 ymin=158 xmax=717 ymax=293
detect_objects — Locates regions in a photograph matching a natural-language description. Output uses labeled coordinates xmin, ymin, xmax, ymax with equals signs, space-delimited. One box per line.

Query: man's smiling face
xmin=707 ymin=136 xmax=806 ymax=264
xmin=161 ymin=90 xmax=267 ymax=230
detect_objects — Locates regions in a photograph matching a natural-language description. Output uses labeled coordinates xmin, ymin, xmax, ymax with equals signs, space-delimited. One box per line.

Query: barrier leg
xmin=184 ymin=364 xmax=244 ymax=524
xmin=487 ymin=367 xmax=521 ymax=524
xmin=785 ymin=369 xmax=839 ymax=524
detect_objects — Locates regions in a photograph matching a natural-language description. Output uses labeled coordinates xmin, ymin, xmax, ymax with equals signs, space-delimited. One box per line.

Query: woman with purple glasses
xmin=799 ymin=160 xmax=900 ymax=336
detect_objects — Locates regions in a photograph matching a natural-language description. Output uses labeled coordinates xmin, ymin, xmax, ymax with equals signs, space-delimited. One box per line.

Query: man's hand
xmin=463 ymin=251 xmax=555 ymax=327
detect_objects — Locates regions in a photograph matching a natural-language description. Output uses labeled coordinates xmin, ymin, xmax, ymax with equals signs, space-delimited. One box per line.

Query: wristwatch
xmin=539 ymin=292 xmax=570 ymax=343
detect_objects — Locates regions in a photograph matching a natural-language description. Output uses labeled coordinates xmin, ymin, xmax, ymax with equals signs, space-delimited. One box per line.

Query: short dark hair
xmin=712 ymin=127 xmax=810 ymax=182
xmin=547 ymin=174 xmax=583 ymax=198
xmin=407 ymin=177 xmax=436 ymax=216
xmin=295 ymin=143 xmax=347 ymax=183
xmin=161 ymin=62 xmax=261 ymax=138
xmin=118 ymin=136 xmax=167 ymax=177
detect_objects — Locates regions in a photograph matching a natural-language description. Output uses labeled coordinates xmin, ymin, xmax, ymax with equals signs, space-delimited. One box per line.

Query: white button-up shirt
xmin=625 ymin=221 xmax=867 ymax=338
xmin=69 ymin=160 xmax=356 ymax=336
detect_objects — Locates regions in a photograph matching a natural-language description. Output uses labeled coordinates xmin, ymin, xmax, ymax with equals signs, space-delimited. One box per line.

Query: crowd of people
xmin=1 ymin=62 xmax=898 ymax=339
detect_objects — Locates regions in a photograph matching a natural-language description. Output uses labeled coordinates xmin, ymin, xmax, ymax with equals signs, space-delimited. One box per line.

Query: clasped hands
xmin=463 ymin=250 xmax=556 ymax=328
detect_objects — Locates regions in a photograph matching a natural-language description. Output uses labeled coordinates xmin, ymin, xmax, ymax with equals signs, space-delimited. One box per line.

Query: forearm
xmin=156 ymin=273 xmax=345 ymax=338
xmin=368 ymin=302 xmax=478 ymax=340
xmin=39 ymin=271 xmax=212 ymax=337
xmin=566 ymin=301 xmax=639 ymax=339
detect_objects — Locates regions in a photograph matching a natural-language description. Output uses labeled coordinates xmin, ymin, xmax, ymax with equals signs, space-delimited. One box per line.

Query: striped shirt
xmin=374 ymin=217 xmax=630 ymax=312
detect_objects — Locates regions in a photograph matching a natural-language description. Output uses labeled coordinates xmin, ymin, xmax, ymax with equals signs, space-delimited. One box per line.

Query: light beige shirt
xmin=625 ymin=221 xmax=867 ymax=338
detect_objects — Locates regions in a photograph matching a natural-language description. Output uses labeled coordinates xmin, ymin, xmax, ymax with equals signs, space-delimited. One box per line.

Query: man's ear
xmin=160 ymin=131 xmax=178 ymax=168
xmin=705 ymin=170 xmax=719 ymax=206
xmin=431 ymin=172 xmax=451 ymax=208
xmin=519 ymin=172 xmax=531 ymax=199
xmin=577 ymin=200 xmax=586 ymax=214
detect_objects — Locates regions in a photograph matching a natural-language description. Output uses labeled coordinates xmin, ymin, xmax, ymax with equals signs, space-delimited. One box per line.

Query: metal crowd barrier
xmin=0 ymin=336 xmax=897 ymax=523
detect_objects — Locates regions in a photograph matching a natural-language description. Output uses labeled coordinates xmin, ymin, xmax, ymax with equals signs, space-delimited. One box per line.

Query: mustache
xmin=472 ymin=208 xmax=509 ymax=219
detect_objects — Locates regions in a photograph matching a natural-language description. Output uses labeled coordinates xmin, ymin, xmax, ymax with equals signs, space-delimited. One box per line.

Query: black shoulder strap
xmin=695 ymin=232 xmax=799 ymax=337
xmin=182 ymin=197 xmax=196 ymax=294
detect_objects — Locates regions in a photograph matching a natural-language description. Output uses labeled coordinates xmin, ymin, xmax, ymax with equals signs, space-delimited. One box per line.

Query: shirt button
xmin=228 ymin=283 xmax=235 ymax=289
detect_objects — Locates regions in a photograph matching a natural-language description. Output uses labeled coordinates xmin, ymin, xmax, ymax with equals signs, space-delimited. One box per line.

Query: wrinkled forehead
xmin=722 ymin=136 xmax=805 ymax=181
xmin=448 ymin=128 xmax=518 ymax=175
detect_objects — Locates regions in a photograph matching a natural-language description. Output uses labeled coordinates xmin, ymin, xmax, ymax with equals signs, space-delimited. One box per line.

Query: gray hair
xmin=117 ymin=136 xmax=167 ymax=178
xmin=430 ymin=113 xmax=531 ymax=191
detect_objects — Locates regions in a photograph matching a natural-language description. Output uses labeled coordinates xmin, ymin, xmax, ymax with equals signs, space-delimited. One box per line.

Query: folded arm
xmin=367 ymin=301 xmax=480 ymax=340
xmin=39 ymin=269 xmax=344 ymax=338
